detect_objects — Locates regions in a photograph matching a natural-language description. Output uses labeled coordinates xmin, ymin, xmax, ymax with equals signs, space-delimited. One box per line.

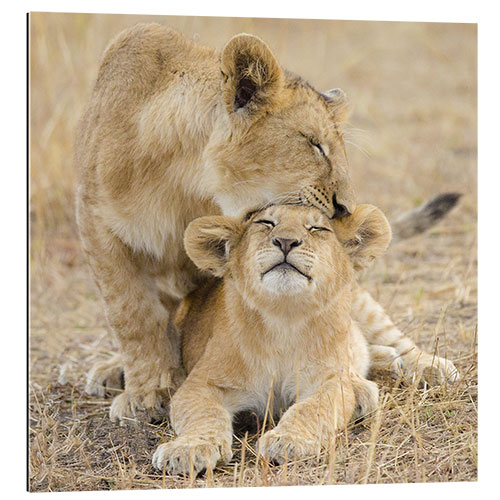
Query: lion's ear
xmin=220 ymin=33 xmax=284 ymax=122
xmin=184 ymin=216 xmax=242 ymax=277
xmin=333 ymin=204 xmax=392 ymax=271
xmin=322 ymin=88 xmax=350 ymax=122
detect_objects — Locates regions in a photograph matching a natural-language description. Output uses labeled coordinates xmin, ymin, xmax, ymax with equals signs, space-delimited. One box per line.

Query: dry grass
xmin=28 ymin=12 xmax=477 ymax=492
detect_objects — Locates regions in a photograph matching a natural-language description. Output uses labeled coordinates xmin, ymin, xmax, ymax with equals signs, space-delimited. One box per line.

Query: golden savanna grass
xmin=29 ymin=12 xmax=477 ymax=491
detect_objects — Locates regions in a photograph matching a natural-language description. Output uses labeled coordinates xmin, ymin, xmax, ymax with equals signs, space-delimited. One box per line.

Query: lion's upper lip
xmin=262 ymin=261 xmax=312 ymax=281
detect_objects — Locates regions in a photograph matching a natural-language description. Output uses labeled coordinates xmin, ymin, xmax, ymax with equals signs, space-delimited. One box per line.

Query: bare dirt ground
xmin=29 ymin=13 xmax=477 ymax=491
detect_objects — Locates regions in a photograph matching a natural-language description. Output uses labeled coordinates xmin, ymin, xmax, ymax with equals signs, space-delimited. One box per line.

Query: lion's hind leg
xmin=369 ymin=344 xmax=404 ymax=378
xmin=353 ymin=286 xmax=460 ymax=385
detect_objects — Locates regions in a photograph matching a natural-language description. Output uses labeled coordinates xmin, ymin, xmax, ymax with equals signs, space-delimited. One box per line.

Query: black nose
xmin=272 ymin=237 xmax=302 ymax=256
xmin=332 ymin=194 xmax=349 ymax=219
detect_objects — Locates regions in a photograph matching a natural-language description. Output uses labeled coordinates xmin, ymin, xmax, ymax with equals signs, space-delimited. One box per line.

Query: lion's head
xmin=184 ymin=204 xmax=391 ymax=314
xmin=204 ymin=34 xmax=355 ymax=220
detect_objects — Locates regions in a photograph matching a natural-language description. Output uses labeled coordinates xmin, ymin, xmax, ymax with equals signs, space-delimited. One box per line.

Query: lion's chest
xmin=107 ymin=207 xmax=181 ymax=260
xmin=223 ymin=334 xmax=325 ymax=417
xmin=105 ymin=185 xmax=219 ymax=261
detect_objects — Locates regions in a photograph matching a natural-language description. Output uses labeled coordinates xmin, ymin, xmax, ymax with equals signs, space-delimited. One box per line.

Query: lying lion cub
xmin=152 ymin=204 xmax=457 ymax=473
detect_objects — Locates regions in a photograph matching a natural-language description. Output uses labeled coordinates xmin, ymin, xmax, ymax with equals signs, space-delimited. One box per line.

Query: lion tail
xmin=391 ymin=192 xmax=462 ymax=243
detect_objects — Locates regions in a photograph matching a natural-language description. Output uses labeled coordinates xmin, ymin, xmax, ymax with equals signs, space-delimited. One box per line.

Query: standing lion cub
xmin=152 ymin=204 xmax=458 ymax=474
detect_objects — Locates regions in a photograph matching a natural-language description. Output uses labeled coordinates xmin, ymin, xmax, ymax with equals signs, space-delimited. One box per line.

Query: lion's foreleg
xmin=80 ymin=223 xmax=185 ymax=422
xmin=257 ymin=374 xmax=358 ymax=463
xmin=152 ymin=377 xmax=233 ymax=474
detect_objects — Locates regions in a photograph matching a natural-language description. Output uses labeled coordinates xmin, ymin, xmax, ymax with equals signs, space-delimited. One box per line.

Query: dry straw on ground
xmin=29 ymin=12 xmax=477 ymax=491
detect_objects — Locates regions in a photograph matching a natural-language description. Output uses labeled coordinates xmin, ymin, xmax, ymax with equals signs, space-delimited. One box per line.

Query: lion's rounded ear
xmin=220 ymin=33 xmax=284 ymax=122
xmin=333 ymin=204 xmax=392 ymax=271
xmin=184 ymin=216 xmax=242 ymax=277
xmin=322 ymin=88 xmax=350 ymax=122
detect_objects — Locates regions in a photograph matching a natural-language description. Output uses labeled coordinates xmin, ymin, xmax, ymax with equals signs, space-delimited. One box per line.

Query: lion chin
xmin=261 ymin=262 xmax=311 ymax=295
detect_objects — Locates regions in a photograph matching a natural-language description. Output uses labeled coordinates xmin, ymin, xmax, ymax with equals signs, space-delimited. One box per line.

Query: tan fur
xmin=75 ymin=24 xmax=357 ymax=421
xmin=76 ymin=24 xmax=458 ymax=422
xmin=152 ymin=204 xmax=391 ymax=473
xmin=352 ymin=286 xmax=459 ymax=385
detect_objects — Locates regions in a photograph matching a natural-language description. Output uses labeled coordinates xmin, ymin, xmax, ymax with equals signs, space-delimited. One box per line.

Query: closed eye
xmin=301 ymin=132 xmax=328 ymax=158
xmin=254 ymin=219 xmax=275 ymax=228
xmin=308 ymin=226 xmax=331 ymax=233
xmin=311 ymin=140 xmax=326 ymax=157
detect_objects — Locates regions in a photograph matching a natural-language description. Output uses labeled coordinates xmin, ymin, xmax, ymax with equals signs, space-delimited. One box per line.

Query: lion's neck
xmin=223 ymin=280 xmax=352 ymax=352
xmin=135 ymin=72 xmax=226 ymax=195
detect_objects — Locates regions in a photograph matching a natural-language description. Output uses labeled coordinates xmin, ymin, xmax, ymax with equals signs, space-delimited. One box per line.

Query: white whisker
xmin=344 ymin=139 xmax=371 ymax=159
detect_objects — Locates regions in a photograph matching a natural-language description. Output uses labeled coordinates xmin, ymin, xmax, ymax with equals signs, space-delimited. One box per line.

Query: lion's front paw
xmin=404 ymin=354 xmax=460 ymax=386
xmin=257 ymin=429 xmax=318 ymax=464
xmin=85 ymin=354 xmax=124 ymax=397
xmin=152 ymin=437 xmax=232 ymax=475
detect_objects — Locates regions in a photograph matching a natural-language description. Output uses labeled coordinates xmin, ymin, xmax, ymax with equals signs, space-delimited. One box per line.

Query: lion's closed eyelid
xmin=307 ymin=225 xmax=331 ymax=233
xmin=300 ymin=132 xmax=329 ymax=157
xmin=254 ymin=219 xmax=276 ymax=228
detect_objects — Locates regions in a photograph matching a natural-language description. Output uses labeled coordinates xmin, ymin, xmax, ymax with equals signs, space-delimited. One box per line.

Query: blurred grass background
xmin=29 ymin=12 xmax=477 ymax=491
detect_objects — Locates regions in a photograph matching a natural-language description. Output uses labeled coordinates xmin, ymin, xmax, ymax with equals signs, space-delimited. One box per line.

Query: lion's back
xmin=75 ymin=24 xmax=214 ymax=176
